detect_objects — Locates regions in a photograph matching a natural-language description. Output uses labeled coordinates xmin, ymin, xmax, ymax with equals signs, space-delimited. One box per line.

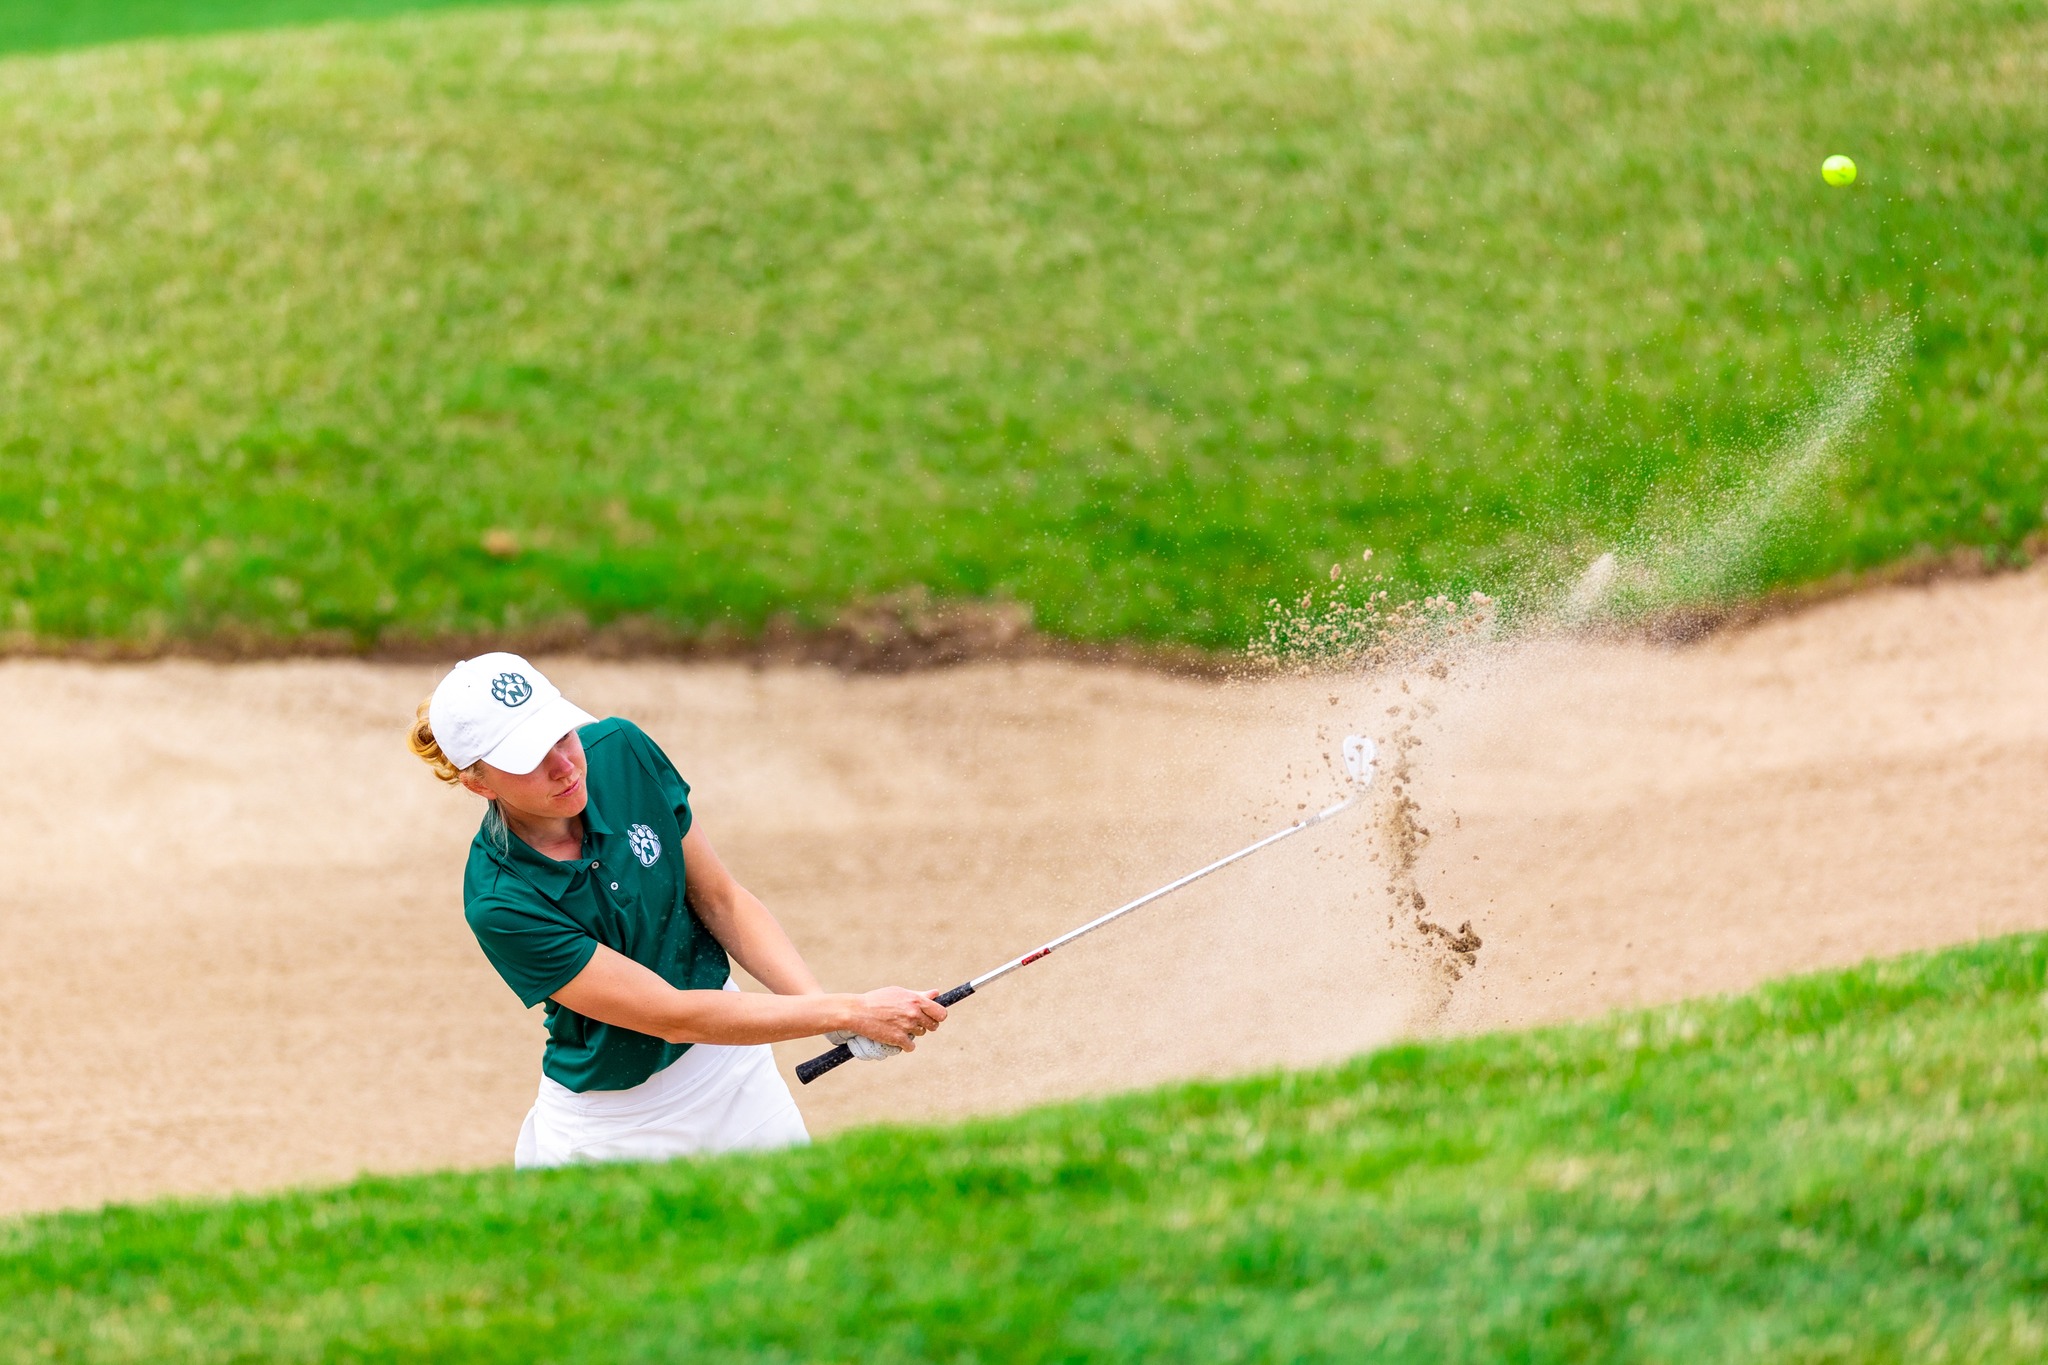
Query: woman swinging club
xmin=409 ymin=652 xmax=945 ymax=1165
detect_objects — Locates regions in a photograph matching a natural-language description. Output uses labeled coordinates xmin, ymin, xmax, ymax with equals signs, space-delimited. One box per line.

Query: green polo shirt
xmin=462 ymin=717 xmax=731 ymax=1093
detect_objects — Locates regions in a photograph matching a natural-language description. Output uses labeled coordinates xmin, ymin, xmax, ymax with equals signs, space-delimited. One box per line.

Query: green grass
xmin=4 ymin=934 xmax=2046 ymax=1362
xmin=0 ymin=0 xmax=584 ymax=57
xmin=0 ymin=0 xmax=2043 ymax=652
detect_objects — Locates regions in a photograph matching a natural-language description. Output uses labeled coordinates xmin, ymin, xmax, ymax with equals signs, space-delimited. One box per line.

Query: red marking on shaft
xmin=1021 ymin=947 xmax=1053 ymax=966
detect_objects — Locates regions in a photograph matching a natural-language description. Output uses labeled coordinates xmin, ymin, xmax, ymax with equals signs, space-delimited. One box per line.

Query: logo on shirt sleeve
xmin=627 ymin=824 xmax=662 ymax=866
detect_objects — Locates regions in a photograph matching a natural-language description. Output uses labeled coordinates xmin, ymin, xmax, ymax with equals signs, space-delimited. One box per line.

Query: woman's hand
xmin=844 ymin=987 xmax=948 ymax=1051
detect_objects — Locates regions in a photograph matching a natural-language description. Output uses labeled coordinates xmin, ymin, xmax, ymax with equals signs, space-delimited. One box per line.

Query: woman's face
xmin=461 ymin=729 xmax=589 ymax=822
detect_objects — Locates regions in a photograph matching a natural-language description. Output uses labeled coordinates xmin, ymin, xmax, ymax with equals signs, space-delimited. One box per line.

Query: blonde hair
xmin=411 ymin=695 xmax=510 ymax=846
xmin=409 ymin=696 xmax=468 ymax=784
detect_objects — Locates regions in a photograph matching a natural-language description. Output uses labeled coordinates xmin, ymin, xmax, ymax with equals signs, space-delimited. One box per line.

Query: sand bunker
xmin=4 ymin=568 xmax=2045 ymax=1216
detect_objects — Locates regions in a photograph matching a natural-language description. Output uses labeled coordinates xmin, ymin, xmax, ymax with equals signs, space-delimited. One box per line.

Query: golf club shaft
xmin=795 ymin=792 xmax=1360 ymax=1084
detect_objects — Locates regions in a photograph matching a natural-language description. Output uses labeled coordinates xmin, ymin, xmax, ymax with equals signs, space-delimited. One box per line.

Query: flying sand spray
xmin=801 ymin=321 xmax=1915 ymax=1086
xmin=796 ymin=735 xmax=1382 ymax=1083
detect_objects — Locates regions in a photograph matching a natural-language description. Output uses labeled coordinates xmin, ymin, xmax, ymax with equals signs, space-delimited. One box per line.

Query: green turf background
xmin=0 ymin=0 xmax=2042 ymax=651
xmin=0 ymin=0 xmax=564 ymax=54
xmin=4 ymin=933 xmax=2044 ymax=1361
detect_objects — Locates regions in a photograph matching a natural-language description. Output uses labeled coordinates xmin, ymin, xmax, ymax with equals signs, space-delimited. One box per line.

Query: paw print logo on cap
xmin=490 ymin=672 xmax=533 ymax=707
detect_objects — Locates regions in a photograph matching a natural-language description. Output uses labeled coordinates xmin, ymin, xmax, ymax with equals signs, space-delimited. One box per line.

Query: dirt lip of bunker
xmin=7 ymin=536 xmax=2041 ymax=674
xmin=0 ymin=593 xmax=1242 ymax=677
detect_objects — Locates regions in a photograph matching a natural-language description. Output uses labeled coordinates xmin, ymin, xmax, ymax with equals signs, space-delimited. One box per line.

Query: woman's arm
xmin=676 ymin=823 xmax=826 ymax=997
xmin=550 ymin=819 xmax=945 ymax=1048
xmin=551 ymin=944 xmax=945 ymax=1048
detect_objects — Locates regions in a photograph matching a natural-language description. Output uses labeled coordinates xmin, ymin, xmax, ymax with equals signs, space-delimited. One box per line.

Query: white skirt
xmin=514 ymin=997 xmax=810 ymax=1169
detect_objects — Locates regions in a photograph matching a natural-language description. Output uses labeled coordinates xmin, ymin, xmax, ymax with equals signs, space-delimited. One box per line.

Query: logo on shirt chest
xmin=627 ymin=823 xmax=662 ymax=867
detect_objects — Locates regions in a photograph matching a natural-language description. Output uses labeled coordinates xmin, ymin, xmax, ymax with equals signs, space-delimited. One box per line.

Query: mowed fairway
xmin=0 ymin=0 xmax=2043 ymax=651
xmin=3 ymin=936 xmax=2045 ymax=1362
xmin=2 ymin=3 xmax=2044 ymax=1360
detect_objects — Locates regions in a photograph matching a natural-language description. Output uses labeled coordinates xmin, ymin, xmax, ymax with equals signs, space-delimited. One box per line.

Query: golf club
xmin=796 ymin=734 xmax=1379 ymax=1084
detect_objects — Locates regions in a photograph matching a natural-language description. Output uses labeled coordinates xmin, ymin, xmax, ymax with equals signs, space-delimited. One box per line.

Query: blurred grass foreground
xmin=3 ymin=933 xmax=2045 ymax=1361
xmin=0 ymin=0 xmax=2043 ymax=653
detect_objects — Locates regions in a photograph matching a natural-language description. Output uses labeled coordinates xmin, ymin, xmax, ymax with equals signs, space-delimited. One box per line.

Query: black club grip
xmin=795 ymin=1044 xmax=854 ymax=1085
xmin=793 ymin=982 xmax=977 ymax=1085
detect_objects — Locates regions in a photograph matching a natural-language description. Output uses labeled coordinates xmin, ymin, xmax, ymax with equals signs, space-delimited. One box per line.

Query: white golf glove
xmin=826 ymin=1029 xmax=903 ymax=1061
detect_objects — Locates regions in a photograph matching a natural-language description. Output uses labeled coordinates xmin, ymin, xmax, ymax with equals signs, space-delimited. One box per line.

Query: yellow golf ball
xmin=1822 ymin=154 xmax=1857 ymax=186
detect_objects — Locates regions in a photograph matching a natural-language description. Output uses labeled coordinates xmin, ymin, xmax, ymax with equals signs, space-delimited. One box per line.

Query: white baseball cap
xmin=428 ymin=653 xmax=598 ymax=774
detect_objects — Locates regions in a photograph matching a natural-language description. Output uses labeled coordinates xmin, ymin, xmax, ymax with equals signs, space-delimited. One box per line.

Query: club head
xmin=1342 ymin=735 xmax=1377 ymax=786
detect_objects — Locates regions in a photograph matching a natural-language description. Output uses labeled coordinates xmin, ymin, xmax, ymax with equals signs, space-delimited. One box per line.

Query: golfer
xmin=408 ymin=652 xmax=945 ymax=1166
